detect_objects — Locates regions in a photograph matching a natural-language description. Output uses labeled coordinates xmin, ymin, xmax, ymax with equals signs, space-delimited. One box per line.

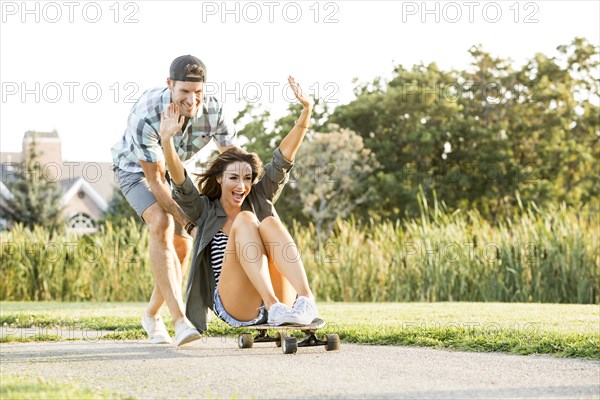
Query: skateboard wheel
xmin=276 ymin=331 xmax=288 ymax=348
xmin=325 ymin=334 xmax=340 ymax=351
xmin=282 ymin=337 xmax=297 ymax=354
xmin=238 ymin=333 xmax=254 ymax=349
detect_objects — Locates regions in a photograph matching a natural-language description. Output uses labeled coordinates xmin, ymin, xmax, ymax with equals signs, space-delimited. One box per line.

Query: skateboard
xmin=237 ymin=318 xmax=340 ymax=354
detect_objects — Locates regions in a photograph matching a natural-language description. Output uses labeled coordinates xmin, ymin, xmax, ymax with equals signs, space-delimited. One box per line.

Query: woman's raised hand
xmin=288 ymin=76 xmax=314 ymax=109
xmin=160 ymin=103 xmax=185 ymax=141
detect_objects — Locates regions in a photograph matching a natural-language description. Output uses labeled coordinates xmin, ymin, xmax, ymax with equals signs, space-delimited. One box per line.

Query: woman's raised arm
xmin=160 ymin=103 xmax=186 ymax=185
xmin=278 ymin=76 xmax=314 ymax=161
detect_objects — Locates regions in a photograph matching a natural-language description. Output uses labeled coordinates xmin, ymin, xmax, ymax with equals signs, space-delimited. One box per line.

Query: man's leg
xmin=115 ymin=168 xmax=199 ymax=345
xmin=173 ymin=224 xmax=193 ymax=283
xmin=145 ymin=232 xmax=192 ymax=317
xmin=145 ymin=287 xmax=164 ymax=318
xmin=142 ymin=203 xmax=186 ymax=325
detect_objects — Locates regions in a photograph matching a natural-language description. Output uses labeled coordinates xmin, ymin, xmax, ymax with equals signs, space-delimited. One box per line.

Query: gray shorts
xmin=115 ymin=168 xmax=189 ymax=238
xmin=213 ymin=286 xmax=268 ymax=327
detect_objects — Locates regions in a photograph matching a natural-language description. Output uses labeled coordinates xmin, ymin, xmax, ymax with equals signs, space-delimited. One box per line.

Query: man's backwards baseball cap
xmin=170 ymin=55 xmax=206 ymax=82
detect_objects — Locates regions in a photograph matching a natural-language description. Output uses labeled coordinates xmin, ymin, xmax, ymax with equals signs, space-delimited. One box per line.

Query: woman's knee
xmin=258 ymin=216 xmax=282 ymax=232
xmin=231 ymin=211 xmax=260 ymax=232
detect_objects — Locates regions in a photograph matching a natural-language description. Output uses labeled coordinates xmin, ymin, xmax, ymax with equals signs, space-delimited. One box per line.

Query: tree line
xmin=240 ymin=37 xmax=598 ymax=232
xmin=2 ymin=38 xmax=598 ymax=234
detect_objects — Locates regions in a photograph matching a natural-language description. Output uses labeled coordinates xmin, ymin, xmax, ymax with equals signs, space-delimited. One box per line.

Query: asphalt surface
xmin=1 ymin=337 xmax=599 ymax=399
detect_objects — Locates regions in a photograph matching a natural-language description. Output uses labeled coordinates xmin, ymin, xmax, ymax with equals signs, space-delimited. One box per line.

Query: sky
xmin=1 ymin=0 xmax=598 ymax=162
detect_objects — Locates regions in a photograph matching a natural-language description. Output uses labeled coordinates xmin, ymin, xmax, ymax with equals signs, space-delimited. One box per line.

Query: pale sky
xmin=1 ymin=0 xmax=598 ymax=162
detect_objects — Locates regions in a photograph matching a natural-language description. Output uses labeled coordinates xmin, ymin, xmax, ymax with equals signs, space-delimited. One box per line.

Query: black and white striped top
xmin=210 ymin=230 xmax=229 ymax=286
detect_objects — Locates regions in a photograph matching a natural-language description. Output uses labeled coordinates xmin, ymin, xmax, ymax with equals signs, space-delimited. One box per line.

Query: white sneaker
xmin=289 ymin=296 xmax=319 ymax=325
xmin=267 ymin=302 xmax=297 ymax=326
xmin=141 ymin=313 xmax=171 ymax=344
xmin=174 ymin=319 xmax=201 ymax=346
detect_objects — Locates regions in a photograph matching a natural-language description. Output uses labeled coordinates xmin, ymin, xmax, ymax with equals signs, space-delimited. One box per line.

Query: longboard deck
xmin=242 ymin=318 xmax=325 ymax=331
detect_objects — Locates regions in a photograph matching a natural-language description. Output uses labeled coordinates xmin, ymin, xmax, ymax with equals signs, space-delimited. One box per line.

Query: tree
xmin=239 ymin=98 xmax=334 ymax=161
xmin=293 ymin=127 xmax=380 ymax=238
xmin=0 ymin=138 xmax=64 ymax=231
xmin=237 ymin=99 xmax=334 ymax=226
xmin=330 ymin=38 xmax=599 ymax=221
xmin=331 ymin=62 xmax=463 ymax=219
xmin=100 ymin=187 xmax=143 ymax=228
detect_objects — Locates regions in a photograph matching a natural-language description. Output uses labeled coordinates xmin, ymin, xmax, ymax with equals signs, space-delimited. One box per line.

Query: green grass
xmin=319 ymin=303 xmax=600 ymax=358
xmin=0 ymin=375 xmax=133 ymax=400
xmin=1 ymin=301 xmax=598 ymax=359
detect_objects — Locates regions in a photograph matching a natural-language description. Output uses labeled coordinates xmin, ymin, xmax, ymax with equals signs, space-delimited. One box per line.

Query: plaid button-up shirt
xmin=111 ymin=87 xmax=236 ymax=173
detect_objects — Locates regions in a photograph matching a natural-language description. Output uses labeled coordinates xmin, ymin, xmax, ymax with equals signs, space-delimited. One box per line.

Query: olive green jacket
xmin=172 ymin=148 xmax=294 ymax=332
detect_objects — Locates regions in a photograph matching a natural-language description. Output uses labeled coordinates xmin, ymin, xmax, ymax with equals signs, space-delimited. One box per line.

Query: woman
xmin=161 ymin=76 xmax=318 ymax=331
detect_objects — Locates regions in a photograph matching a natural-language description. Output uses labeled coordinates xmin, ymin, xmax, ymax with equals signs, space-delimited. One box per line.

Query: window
xmin=67 ymin=213 xmax=96 ymax=233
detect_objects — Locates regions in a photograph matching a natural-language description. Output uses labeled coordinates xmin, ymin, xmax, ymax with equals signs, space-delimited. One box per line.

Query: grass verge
xmin=1 ymin=301 xmax=598 ymax=359
xmin=0 ymin=375 xmax=133 ymax=400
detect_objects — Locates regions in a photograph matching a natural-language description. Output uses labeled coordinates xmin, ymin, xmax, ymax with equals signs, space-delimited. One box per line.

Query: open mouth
xmin=180 ymin=102 xmax=196 ymax=114
xmin=232 ymin=192 xmax=244 ymax=202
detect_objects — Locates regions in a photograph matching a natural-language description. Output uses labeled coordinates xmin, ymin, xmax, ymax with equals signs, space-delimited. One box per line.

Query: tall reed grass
xmin=1 ymin=204 xmax=598 ymax=303
xmin=0 ymin=219 xmax=151 ymax=301
xmin=297 ymin=201 xmax=599 ymax=304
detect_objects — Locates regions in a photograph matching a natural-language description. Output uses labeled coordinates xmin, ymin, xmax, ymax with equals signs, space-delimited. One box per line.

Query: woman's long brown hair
xmin=197 ymin=147 xmax=263 ymax=200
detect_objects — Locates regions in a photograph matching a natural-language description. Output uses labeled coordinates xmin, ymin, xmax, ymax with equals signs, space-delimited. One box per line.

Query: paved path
xmin=1 ymin=338 xmax=598 ymax=399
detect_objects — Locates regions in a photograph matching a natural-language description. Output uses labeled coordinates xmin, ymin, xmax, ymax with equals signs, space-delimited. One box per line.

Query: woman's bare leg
xmin=217 ymin=212 xmax=280 ymax=321
xmin=259 ymin=216 xmax=312 ymax=298
xmin=268 ymin=259 xmax=296 ymax=307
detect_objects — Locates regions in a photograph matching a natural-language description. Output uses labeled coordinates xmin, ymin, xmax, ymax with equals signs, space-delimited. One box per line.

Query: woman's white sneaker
xmin=290 ymin=296 xmax=319 ymax=325
xmin=267 ymin=302 xmax=296 ymax=325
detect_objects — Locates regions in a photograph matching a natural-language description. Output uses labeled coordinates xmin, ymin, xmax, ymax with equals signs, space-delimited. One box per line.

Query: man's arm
xmin=139 ymin=159 xmax=194 ymax=228
xmin=212 ymin=97 xmax=238 ymax=153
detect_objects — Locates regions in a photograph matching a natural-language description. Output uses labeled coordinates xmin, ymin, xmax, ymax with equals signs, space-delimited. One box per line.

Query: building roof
xmin=1 ymin=161 xmax=117 ymax=204
xmin=56 ymin=161 xmax=117 ymax=202
xmin=23 ymin=130 xmax=60 ymax=139
xmin=61 ymin=177 xmax=109 ymax=212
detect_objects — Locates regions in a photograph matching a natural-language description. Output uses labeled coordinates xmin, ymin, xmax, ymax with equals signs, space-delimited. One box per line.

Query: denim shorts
xmin=213 ymin=286 xmax=267 ymax=327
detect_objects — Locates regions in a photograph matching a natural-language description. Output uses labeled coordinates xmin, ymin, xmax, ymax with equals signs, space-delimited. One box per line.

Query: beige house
xmin=0 ymin=130 xmax=117 ymax=233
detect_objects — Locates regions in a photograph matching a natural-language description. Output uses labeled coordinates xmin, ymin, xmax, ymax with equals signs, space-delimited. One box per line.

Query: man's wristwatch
xmin=184 ymin=221 xmax=197 ymax=235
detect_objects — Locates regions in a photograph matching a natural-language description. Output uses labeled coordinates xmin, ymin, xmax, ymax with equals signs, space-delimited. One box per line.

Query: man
xmin=111 ymin=55 xmax=236 ymax=346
